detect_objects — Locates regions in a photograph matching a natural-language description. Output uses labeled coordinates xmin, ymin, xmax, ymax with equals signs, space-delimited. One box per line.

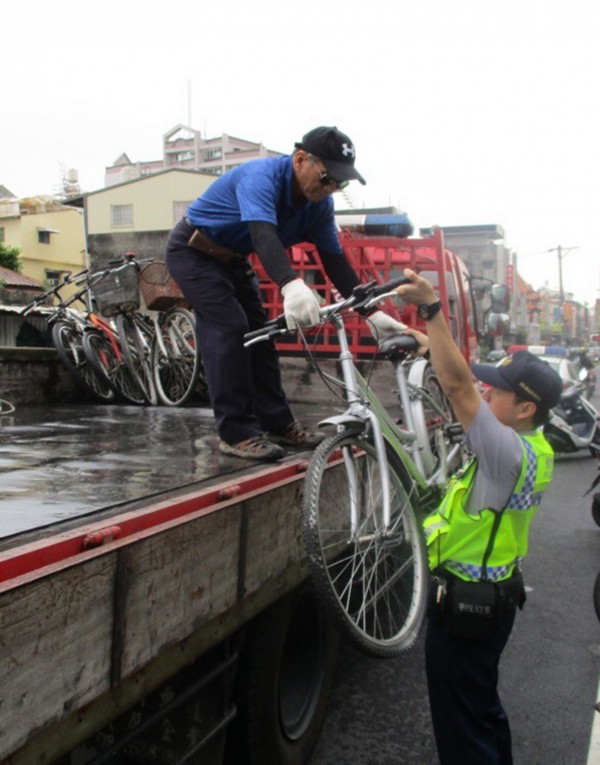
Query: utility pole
xmin=557 ymin=245 xmax=566 ymax=345
xmin=548 ymin=245 xmax=579 ymax=346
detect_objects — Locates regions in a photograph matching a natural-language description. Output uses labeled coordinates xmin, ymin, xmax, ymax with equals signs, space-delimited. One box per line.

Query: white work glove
xmin=281 ymin=279 xmax=321 ymax=330
xmin=367 ymin=310 xmax=408 ymax=341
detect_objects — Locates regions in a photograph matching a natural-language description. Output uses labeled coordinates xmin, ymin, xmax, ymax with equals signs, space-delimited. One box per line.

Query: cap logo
xmin=498 ymin=357 xmax=512 ymax=367
xmin=341 ymin=142 xmax=355 ymax=158
xmin=517 ymin=381 xmax=541 ymax=402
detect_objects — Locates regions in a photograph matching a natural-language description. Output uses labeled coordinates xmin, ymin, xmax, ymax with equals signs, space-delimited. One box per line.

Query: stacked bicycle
xmin=244 ymin=278 xmax=467 ymax=658
xmin=21 ymin=268 xmax=135 ymax=404
xmin=21 ymin=255 xmax=205 ymax=407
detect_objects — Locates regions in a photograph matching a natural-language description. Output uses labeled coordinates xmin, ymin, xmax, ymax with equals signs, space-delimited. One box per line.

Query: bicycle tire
xmin=116 ymin=313 xmax=158 ymax=405
xmin=595 ymin=570 xmax=600 ymax=622
xmin=52 ymin=321 xmax=115 ymax=403
xmin=302 ymin=430 xmax=428 ymax=657
xmin=82 ymin=329 xmax=145 ymax=405
xmin=414 ymin=362 xmax=468 ymax=478
xmin=152 ymin=307 xmax=203 ymax=406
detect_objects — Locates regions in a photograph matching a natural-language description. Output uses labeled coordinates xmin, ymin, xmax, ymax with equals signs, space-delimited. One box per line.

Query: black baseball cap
xmin=294 ymin=126 xmax=366 ymax=185
xmin=471 ymin=350 xmax=562 ymax=410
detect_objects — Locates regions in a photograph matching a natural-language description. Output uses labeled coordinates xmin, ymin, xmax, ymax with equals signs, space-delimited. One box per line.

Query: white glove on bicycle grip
xmin=367 ymin=310 xmax=408 ymax=340
xmin=281 ymin=279 xmax=321 ymax=330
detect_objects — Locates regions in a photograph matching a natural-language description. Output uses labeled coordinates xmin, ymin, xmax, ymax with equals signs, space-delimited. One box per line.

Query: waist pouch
xmin=444 ymin=570 xmax=525 ymax=640
xmin=186 ymin=222 xmax=239 ymax=264
xmin=447 ymin=578 xmax=498 ymax=640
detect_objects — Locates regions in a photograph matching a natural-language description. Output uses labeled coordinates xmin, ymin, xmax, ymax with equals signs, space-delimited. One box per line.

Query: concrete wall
xmin=0 ymin=352 xmax=401 ymax=411
xmin=0 ymin=348 xmax=86 ymax=405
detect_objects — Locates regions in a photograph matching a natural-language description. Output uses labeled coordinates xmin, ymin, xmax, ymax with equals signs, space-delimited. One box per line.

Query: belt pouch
xmin=187 ymin=227 xmax=237 ymax=264
xmin=447 ymin=578 xmax=498 ymax=640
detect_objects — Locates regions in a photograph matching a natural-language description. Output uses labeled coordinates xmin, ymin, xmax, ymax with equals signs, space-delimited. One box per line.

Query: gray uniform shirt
xmin=464 ymin=400 xmax=526 ymax=514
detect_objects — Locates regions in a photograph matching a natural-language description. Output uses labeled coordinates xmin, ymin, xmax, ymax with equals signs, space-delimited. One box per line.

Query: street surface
xmin=311 ymin=392 xmax=600 ymax=765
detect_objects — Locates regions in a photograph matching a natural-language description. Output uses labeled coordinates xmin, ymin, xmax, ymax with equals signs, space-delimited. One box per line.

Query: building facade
xmin=104 ymin=124 xmax=282 ymax=187
xmin=0 ymin=196 xmax=86 ymax=292
xmin=76 ymin=168 xmax=215 ymax=267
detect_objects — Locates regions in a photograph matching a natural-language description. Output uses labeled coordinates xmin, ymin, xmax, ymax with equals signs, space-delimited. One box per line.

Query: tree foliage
xmin=0 ymin=242 xmax=22 ymax=273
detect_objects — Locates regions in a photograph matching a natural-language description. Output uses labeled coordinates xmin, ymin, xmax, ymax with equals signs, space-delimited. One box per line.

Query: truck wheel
xmin=227 ymin=582 xmax=339 ymax=765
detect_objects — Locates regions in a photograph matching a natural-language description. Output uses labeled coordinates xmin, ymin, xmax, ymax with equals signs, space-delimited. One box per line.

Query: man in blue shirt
xmin=166 ymin=126 xmax=406 ymax=460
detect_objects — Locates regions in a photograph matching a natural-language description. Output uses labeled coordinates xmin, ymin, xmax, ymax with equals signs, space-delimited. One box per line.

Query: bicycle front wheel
xmin=302 ymin=431 xmax=428 ymax=657
xmin=82 ymin=329 xmax=145 ymax=405
xmin=152 ymin=307 xmax=203 ymax=406
xmin=52 ymin=321 xmax=115 ymax=403
xmin=116 ymin=313 xmax=158 ymax=405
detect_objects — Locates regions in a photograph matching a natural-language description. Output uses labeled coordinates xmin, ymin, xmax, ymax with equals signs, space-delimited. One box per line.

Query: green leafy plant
xmin=0 ymin=242 xmax=22 ymax=273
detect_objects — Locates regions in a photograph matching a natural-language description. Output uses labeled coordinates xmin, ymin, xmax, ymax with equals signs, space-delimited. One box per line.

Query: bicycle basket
xmin=91 ymin=264 xmax=140 ymax=316
xmin=138 ymin=261 xmax=187 ymax=311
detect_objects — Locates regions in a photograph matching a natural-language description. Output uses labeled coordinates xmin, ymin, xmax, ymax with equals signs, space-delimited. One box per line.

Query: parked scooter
xmin=578 ymin=367 xmax=596 ymax=400
xmin=543 ymin=383 xmax=600 ymax=458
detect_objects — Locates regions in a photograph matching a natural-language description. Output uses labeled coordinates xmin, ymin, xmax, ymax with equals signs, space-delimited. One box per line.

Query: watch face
xmin=418 ymin=301 xmax=440 ymax=320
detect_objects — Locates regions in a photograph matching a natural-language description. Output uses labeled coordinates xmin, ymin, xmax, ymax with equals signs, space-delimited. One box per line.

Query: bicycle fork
xmin=345 ymin=410 xmax=393 ymax=540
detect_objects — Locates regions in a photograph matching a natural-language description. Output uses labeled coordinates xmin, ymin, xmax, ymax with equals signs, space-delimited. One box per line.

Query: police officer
xmin=166 ymin=126 xmax=407 ymax=461
xmin=396 ymin=269 xmax=562 ymax=765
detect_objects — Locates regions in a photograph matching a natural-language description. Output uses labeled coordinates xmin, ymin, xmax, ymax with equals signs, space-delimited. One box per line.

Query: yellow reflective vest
xmin=423 ymin=429 xmax=555 ymax=582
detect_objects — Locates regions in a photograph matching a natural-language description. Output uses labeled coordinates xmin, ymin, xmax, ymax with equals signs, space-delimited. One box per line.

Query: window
xmin=111 ymin=204 xmax=133 ymax=227
xmin=173 ymin=201 xmax=192 ymax=223
xmin=0 ymin=228 xmax=4 ymax=243
xmin=37 ymin=227 xmax=60 ymax=244
xmin=45 ymin=269 xmax=70 ymax=287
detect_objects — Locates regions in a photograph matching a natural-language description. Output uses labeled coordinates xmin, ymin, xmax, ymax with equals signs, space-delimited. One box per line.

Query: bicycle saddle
xmin=379 ymin=334 xmax=420 ymax=358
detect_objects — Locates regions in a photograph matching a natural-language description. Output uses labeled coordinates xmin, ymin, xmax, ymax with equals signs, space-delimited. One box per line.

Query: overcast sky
xmin=4 ymin=0 xmax=599 ymax=307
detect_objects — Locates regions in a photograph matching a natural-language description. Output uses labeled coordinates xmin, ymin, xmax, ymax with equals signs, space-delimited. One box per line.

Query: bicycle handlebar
xmin=90 ymin=254 xmax=155 ymax=288
xmin=19 ymin=267 xmax=93 ymax=316
xmin=20 ymin=254 xmax=156 ymax=316
xmin=243 ymin=276 xmax=412 ymax=347
xmin=244 ymin=315 xmax=289 ymax=343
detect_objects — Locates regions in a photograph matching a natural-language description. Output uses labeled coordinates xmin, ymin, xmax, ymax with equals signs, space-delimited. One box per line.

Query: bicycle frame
xmin=244 ymin=281 xmax=463 ymax=534
xmin=316 ymin=311 xmax=433 ymax=535
xmin=88 ymin=311 xmax=124 ymax=360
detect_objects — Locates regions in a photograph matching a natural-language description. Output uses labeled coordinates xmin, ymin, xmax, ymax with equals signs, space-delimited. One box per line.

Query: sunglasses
xmin=317 ymin=168 xmax=349 ymax=191
xmin=308 ymin=155 xmax=349 ymax=190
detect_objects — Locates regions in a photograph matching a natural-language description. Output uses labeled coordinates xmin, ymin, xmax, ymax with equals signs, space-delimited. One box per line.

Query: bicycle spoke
xmin=303 ymin=432 xmax=429 ymax=657
xmin=152 ymin=308 xmax=202 ymax=407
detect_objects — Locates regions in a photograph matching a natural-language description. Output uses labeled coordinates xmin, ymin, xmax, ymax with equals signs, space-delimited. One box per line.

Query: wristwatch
xmin=417 ymin=300 xmax=442 ymax=321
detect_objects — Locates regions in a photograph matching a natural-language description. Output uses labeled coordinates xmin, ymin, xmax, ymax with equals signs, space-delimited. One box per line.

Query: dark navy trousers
xmin=425 ymin=597 xmax=517 ymax=765
xmin=166 ymin=218 xmax=294 ymax=444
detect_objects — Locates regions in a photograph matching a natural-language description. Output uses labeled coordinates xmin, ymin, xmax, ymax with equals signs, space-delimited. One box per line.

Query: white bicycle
xmin=245 ymin=278 xmax=467 ymax=657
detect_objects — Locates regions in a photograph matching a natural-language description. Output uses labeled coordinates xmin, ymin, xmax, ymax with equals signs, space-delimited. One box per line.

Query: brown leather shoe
xmin=219 ymin=435 xmax=284 ymax=461
xmin=266 ymin=421 xmax=326 ymax=449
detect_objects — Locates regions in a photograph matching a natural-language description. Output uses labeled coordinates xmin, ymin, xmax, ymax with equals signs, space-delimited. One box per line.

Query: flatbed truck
xmin=0 ymin=225 xmax=490 ymax=764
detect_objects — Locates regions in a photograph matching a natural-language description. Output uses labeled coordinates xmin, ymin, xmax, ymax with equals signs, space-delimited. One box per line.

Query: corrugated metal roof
xmin=0 ymin=266 xmax=45 ymax=289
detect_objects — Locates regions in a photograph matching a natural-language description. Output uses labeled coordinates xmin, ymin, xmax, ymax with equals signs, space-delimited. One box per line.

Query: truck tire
xmin=227 ymin=582 xmax=339 ymax=765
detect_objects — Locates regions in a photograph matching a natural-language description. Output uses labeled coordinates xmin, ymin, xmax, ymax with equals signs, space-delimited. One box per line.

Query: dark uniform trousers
xmin=425 ymin=583 xmax=518 ymax=765
xmin=166 ymin=217 xmax=294 ymax=444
